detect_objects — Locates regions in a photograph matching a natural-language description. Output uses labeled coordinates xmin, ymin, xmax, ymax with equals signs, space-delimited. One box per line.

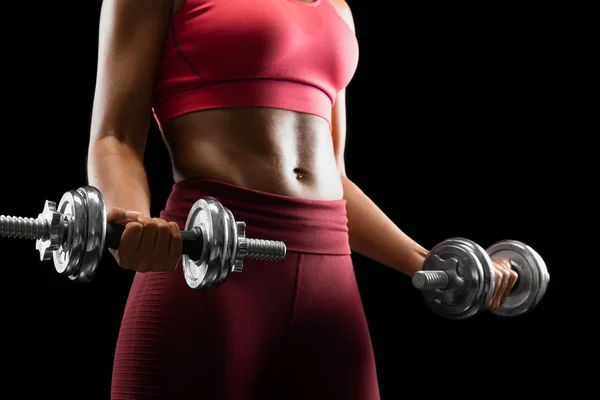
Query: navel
xmin=293 ymin=167 xmax=308 ymax=180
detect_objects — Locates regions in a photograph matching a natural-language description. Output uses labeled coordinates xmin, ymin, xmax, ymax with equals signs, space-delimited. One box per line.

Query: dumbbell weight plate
xmin=182 ymin=197 xmax=239 ymax=290
xmin=421 ymin=238 xmax=495 ymax=319
xmin=486 ymin=240 xmax=549 ymax=317
xmin=53 ymin=189 xmax=87 ymax=278
xmin=52 ymin=187 xmax=106 ymax=282
xmin=76 ymin=187 xmax=106 ymax=282
xmin=453 ymin=238 xmax=496 ymax=314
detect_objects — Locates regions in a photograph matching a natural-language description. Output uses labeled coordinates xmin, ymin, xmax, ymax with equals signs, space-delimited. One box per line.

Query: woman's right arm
xmin=87 ymin=0 xmax=182 ymax=272
xmin=87 ymin=0 xmax=172 ymax=216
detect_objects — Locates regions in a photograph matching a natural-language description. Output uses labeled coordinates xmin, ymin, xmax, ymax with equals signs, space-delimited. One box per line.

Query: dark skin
xmin=87 ymin=0 xmax=517 ymax=309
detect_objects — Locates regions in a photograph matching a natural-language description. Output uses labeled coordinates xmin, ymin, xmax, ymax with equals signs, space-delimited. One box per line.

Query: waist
xmin=162 ymin=108 xmax=343 ymax=200
xmin=152 ymin=79 xmax=334 ymax=129
xmin=160 ymin=178 xmax=351 ymax=255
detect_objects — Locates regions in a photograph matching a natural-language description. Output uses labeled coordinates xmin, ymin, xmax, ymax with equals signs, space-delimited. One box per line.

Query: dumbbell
xmin=0 ymin=186 xmax=287 ymax=290
xmin=412 ymin=237 xmax=549 ymax=319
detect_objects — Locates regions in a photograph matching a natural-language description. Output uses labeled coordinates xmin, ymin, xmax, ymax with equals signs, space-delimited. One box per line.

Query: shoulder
xmin=329 ymin=0 xmax=355 ymax=33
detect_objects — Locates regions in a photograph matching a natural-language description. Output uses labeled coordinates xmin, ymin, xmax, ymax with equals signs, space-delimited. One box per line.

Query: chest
xmin=171 ymin=0 xmax=358 ymax=80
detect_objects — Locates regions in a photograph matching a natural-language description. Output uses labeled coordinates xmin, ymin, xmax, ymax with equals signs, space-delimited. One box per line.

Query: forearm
xmin=342 ymin=176 xmax=428 ymax=277
xmin=87 ymin=136 xmax=152 ymax=217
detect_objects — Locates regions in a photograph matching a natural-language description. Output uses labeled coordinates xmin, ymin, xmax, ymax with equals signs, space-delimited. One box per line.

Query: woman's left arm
xmin=332 ymin=90 xmax=429 ymax=277
xmin=332 ymin=1 xmax=517 ymax=309
xmin=330 ymin=1 xmax=429 ymax=277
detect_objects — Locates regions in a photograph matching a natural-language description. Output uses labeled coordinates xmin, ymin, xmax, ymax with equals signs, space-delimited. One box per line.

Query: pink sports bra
xmin=152 ymin=0 xmax=359 ymax=127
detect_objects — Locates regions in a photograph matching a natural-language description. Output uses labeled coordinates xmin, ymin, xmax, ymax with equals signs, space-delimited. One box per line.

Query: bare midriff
xmin=161 ymin=107 xmax=344 ymax=201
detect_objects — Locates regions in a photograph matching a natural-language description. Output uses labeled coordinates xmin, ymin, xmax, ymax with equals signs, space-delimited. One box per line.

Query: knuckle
xmin=157 ymin=223 xmax=171 ymax=235
xmin=125 ymin=222 xmax=143 ymax=234
xmin=122 ymin=226 xmax=143 ymax=243
xmin=153 ymin=218 xmax=168 ymax=228
xmin=168 ymin=222 xmax=182 ymax=234
xmin=143 ymin=220 xmax=159 ymax=231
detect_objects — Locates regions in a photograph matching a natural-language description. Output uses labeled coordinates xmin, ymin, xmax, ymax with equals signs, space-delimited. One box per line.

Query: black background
xmin=0 ymin=1 xmax=572 ymax=399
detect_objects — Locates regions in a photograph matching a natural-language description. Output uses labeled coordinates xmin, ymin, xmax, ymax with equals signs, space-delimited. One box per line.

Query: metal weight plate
xmin=53 ymin=189 xmax=87 ymax=278
xmin=220 ymin=204 xmax=241 ymax=272
xmin=205 ymin=198 xmax=239 ymax=280
xmin=72 ymin=187 xmax=106 ymax=282
xmin=420 ymin=238 xmax=495 ymax=319
xmin=182 ymin=197 xmax=237 ymax=290
xmin=453 ymin=238 xmax=496 ymax=312
xmin=486 ymin=240 xmax=550 ymax=317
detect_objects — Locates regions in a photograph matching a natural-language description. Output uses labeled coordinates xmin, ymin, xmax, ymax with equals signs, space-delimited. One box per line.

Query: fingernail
xmin=125 ymin=211 xmax=142 ymax=219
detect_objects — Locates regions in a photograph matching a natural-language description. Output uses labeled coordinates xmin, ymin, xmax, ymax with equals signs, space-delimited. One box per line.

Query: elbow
xmin=88 ymin=129 xmax=146 ymax=162
xmin=86 ymin=134 xmax=148 ymax=189
xmin=88 ymin=135 xmax=134 ymax=162
xmin=86 ymin=134 xmax=146 ymax=183
xmin=88 ymin=113 xmax=149 ymax=160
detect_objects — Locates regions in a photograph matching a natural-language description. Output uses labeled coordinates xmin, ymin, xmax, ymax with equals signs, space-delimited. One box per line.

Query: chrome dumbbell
xmin=412 ymin=238 xmax=549 ymax=319
xmin=0 ymin=186 xmax=286 ymax=290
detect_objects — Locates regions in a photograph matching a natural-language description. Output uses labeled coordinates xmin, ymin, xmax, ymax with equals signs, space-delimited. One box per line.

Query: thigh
xmin=255 ymin=254 xmax=380 ymax=400
xmin=111 ymin=255 xmax=299 ymax=400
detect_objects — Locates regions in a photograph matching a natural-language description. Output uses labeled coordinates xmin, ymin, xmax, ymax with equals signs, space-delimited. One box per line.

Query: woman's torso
xmin=155 ymin=0 xmax=358 ymax=200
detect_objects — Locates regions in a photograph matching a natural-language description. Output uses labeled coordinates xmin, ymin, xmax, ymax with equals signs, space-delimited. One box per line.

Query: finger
xmin=151 ymin=218 xmax=171 ymax=271
xmin=499 ymin=264 xmax=519 ymax=306
xmin=167 ymin=222 xmax=183 ymax=271
xmin=489 ymin=269 xmax=503 ymax=309
xmin=138 ymin=220 xmax=159 ymax=269
xmin=107 ymin=208 xmax=143 ymax=224
xmin=508 ymin=269 xmax=519 ymax=291
xmin=117 ymin=222 xmax=144 ymax=270
xmin=492 ymin=266 xmax=510 ymax=309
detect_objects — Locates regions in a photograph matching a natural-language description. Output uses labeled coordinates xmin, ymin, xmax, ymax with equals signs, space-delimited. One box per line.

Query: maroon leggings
xmin=111 ymin=179 xmax=380 ymax=399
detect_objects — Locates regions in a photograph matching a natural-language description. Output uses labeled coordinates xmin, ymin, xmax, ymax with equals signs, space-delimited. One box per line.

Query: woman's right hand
xmin=106 ymin=208 xmax=183 ymax=272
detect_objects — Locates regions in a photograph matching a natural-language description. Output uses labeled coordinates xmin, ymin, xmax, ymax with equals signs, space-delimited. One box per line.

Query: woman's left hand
xmin=488 ymin=259 xmax=519 ymax=310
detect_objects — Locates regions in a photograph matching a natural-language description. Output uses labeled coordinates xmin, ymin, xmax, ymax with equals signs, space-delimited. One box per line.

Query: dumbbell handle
xmin=106 ymin=223 xmax=286 ymax=262
xmin=412 ymin=260 xmax=521 ymax=291
xmin=106 ymin=224 xmax=203 ymax=260
xmin=0 ymin=214 xmax=286 ymax=262
xmin=0 ymin=215 xmax=204 ymax=260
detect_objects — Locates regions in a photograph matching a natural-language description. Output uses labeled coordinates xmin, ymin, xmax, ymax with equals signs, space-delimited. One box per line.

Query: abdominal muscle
xmin=160 ymin=107 xmax=345 ymax=201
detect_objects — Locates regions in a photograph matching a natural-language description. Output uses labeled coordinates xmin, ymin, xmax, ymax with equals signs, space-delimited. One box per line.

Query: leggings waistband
xmin=161 ymin=178 xmax=351 ymax=255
